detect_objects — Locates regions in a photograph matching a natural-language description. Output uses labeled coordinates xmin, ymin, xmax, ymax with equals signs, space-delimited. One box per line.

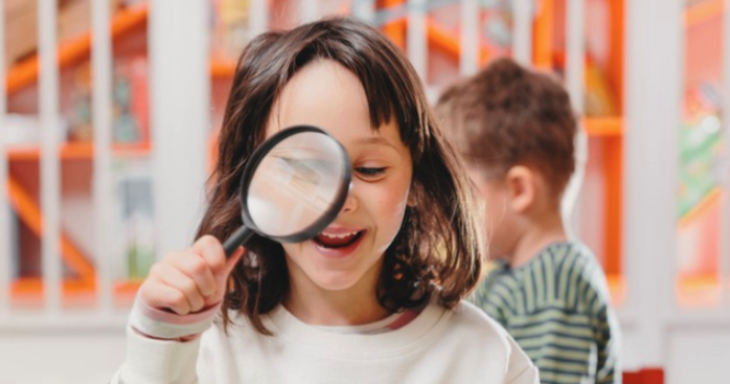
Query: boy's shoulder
xmin=534 ymin=241 xmax=612 ymax=308
xmin=477 ymin=241 xmax=612 ymax=313
xmin=531 ymin=241 xmax=603 ymax=279
xmin=486 ymin=241 xmax=601 ymax=282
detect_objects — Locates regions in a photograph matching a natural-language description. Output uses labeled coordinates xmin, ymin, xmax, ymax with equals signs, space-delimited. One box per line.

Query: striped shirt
xmin=472 ymin=242 xmax=621 ymax=384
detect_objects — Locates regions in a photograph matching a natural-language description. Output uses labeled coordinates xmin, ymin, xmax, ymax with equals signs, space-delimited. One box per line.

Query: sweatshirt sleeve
xmin=505 ymin=334 xmax=540 ymax=384
xmin=110 ymin=295 xmax=220 ymax=384
xmin=110 ymin=327 xmax=202 ymax=384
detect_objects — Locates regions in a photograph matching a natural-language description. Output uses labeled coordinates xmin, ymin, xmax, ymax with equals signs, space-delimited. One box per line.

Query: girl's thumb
xmin=224 ymin=246 xmax=245 ymax=277
xmin=208 ymin=247 xmax=244 ymax=307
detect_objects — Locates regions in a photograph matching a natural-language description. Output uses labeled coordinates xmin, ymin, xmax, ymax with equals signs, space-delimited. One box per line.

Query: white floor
xmin=0 ymin=331 xmax=126 ymax=384
xmin=1 ymin=323 xmax=729 ymax=383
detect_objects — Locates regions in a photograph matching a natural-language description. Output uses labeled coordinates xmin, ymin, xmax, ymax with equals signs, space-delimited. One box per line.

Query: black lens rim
xmin=238 ymin=125 xmax=352 ymax=243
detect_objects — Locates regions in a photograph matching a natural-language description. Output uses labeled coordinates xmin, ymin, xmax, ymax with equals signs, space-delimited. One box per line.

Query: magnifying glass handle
xmin=223 ymin=226 xmax=255 ymax=257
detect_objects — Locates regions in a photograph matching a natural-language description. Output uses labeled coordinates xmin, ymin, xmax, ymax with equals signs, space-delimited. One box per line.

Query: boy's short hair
xmin=436 ymin=58 xmax=577 ymax=197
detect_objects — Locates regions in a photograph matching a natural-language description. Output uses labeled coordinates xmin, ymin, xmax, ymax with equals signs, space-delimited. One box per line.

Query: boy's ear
xmin=504 ymin=165 xmax=535 ymax=213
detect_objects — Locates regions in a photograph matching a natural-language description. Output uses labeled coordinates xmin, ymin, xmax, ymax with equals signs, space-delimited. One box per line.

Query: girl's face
xmin=264 ymin=60 xmax=413 ymax=295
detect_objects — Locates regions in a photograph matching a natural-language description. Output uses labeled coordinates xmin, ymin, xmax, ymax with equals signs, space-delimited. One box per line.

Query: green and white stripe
xmin=472 ymin=242 xmax=621 ymax=384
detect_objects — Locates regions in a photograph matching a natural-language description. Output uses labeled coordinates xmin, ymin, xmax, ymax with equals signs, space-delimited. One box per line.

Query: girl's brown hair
xmin=197 ymin=17 xmax=483 ymax=334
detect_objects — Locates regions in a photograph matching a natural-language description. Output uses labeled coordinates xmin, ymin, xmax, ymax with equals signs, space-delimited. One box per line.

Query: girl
xmin=112 ymin=17 xmax=537 ymax=384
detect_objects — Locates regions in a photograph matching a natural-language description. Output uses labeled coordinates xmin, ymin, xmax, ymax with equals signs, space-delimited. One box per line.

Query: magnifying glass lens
xmin=246 ymin=131 xmax=347 ymax=238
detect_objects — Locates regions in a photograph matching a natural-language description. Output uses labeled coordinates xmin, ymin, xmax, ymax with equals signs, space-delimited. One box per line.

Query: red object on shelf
xmin=624 ymin=368 xmax=665 ymax=384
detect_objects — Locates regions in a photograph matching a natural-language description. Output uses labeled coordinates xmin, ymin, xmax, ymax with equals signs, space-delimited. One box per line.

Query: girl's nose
xmin=340 ymin=190 xmax=359 ymax=214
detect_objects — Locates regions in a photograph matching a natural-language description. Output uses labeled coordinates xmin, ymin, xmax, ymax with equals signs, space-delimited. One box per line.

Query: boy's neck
xmin=509 ymin=213 xmax=568 ymax=268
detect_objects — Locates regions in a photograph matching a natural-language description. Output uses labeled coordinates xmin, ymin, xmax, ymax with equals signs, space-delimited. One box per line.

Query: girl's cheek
xmin=376 ymin=183 xmax=410 ymax=225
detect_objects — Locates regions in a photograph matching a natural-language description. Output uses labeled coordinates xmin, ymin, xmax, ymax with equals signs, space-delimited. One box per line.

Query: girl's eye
xmin=355 ymin=167 xmax=386 ymax=179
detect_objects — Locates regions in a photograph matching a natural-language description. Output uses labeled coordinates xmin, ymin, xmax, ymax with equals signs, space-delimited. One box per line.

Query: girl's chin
xmin=307 ymin=272 xmax=364 ymax=292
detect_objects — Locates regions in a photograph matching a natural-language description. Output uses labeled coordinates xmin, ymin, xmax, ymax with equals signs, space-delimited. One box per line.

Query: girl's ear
xmin=504 ymin=165 xmax=535 ymax=213
xmin=407 ymin=181 xmax=421 ymax=208
xmin=407 ymin=193 xmax=417 ymax=208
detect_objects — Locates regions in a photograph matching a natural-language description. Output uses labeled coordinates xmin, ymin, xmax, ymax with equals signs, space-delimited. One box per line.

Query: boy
xmin=436 ymin=58 xmax=621 ymax=384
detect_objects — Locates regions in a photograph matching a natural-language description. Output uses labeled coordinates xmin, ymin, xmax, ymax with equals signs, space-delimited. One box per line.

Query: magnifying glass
xmin=222 ymin=125 xmax=352 ymax=256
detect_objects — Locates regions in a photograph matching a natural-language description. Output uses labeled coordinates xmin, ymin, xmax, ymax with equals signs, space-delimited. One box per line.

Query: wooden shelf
xmin=6 ymin=142 xmax=152 ymax=161
xmin=585 ymin=116 xmax=623 ymax=136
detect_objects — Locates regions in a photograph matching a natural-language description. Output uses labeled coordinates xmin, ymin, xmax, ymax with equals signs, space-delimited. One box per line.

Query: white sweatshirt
xmin=111 ymin=300 xmax=538 ymax=384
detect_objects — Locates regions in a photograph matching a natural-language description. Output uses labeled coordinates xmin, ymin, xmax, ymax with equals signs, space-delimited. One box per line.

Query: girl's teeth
xmin=322 ymin=232 xmax=357 ymax=239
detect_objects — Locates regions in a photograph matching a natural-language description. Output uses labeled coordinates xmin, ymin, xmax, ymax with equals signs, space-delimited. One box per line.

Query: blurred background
xmin=0 ymin=0 xmax=727 ymax=383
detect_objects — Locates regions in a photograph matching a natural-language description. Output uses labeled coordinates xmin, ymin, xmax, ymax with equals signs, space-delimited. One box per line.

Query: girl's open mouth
xmin=313 ymin=230 xmax=365 ymax=249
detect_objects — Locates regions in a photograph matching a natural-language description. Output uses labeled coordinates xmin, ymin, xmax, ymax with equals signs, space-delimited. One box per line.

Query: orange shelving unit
xmin=532 ymin=0 xmax=554 ymax=70
xmin=6 ymin=140 xmax=152 ymax=300
xmin=584 ymin=116 xmax=623 ymax=136
xmin=598 ymin=0 xmax=625 ymax=295
xmin=6 ymin=175 xmax=96 ymax=301
xmin=6 ymin=4 xmax=148 ymax=95
xmin=210 ymin=57 xmax=237 ymax=78
xmin=540 ymin=0 xmax=626 ymax=298
xmin=380 ymin=0 xmax=406 ymax=49
xmin=6 ymin=3 xmax=237 ymax=96
xmin=4 ymin=2 xmax=237 ymax=302
xmin=345 ymin=0 xmax=491 ymax=65
xmin=426 ymin=18 xmax=491 ymax=64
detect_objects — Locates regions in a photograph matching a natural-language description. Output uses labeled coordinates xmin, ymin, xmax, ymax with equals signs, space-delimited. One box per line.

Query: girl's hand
xmin=139 ymin=235 xmax=244 ymax=315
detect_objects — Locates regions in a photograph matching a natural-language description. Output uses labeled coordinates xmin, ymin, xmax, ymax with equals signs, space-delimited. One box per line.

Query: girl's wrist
xmin=129 ymin=293 xmax=220 ymax=339
xmin=130 ymin=325 xmax=201 ymax=342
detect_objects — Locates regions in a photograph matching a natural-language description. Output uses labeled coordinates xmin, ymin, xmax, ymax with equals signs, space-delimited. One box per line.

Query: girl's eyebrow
xmin=356 ymin=136 xmax=400 ymax=151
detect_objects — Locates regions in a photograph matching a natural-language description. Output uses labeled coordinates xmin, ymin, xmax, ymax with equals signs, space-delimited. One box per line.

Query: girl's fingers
xmin=173 ymin=253 xmax=217 ymax=298
xmin=193 ymin=235 xmax=227 ymax=275
xmin=193 ymin=237 xmax=244 ymax=301
xmin=204 ymin=247 xmax=245 ymax=307
xmin=157 ymin=264 xmax=206 ymax=313
xmin=143 ymin=282 xmax=192 ymax=315
xmin=141 ymin=238 xmax=245 ymax=314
